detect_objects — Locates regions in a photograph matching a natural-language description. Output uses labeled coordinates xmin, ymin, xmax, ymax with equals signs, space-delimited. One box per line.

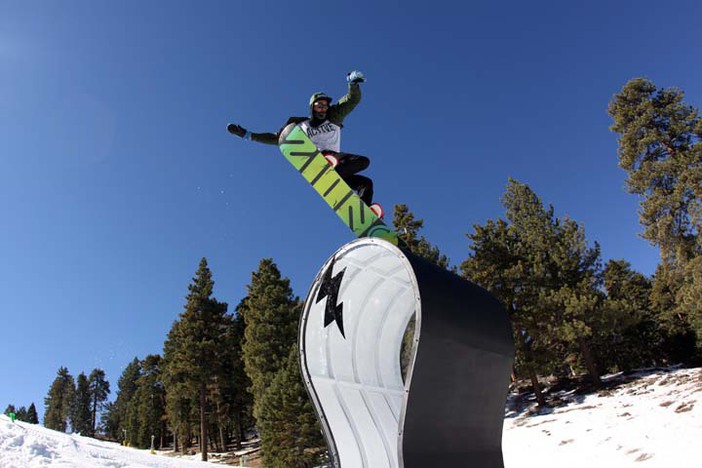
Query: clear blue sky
xmin=2 ymin=1 xmax=701 ymax=421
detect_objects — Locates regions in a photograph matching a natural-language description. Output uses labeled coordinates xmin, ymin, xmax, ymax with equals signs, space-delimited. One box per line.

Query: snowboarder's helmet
xmin=309 ymin=92 xmax=332 ymax=107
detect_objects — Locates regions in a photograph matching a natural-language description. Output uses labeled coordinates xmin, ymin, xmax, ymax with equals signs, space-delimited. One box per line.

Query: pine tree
xmin=16 ymin=406 xmax=27 ymax=422
xmin=88 ymin=369 xmax=110 ymax=436
xmin=600 ymin=260 xmax=659 ymax=370
xmin=258 ymin=345 xmax=326 ymax=468
xmin=650 ymin=263 xmax=699 ymax=361
xmin=129 ymin=355 xmax=166 ymax=449
xmin=162 ymin=316 xmax=195 ymax=453
xmin=71 ymin=372 xmax=93 ymax=435
xmin=26 ymin=403 xmax=39 ymax=424
xmin=162 ymin=258 xmax=231 ymax=461
xmin=461 ymin=214 xmax=551 ymax=405
xmin=608 ymin=78 xmax=702 ymax=266
xmin=208 ymin=309 xmax=253 ymax=451
xmin=230 ymin=310 xmax=254 ymax=446
xmin=391 ymin=203 xmax=451 ymax=379
xmin=463 ymin=179 xmax=605 ymax=396
xmin=239 ymin=259 xmax=323 ymax=463
xmin=44 ymin=367 xmax=75 ymax=432
xmin=104 ymin=358 xmax=142 ymax=441
xmin=675 ymin=256 xmax=702 ymax=352
xmin=537 ymin=212 xmax=604 ymax=386
xmin=392 ymin=203 xmax=451 ymax=270
xmin=239 ymin=259 xmax=300 ymax=420
xmin=609 ymin=78 xmax=702 ymax=354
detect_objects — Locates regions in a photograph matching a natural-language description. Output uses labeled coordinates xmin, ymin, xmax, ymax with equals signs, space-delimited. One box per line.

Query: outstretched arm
xmin=329 ymin=71 xmax=365 ymax=125
xmin=227 ymin=123 xmax=279 ymax=145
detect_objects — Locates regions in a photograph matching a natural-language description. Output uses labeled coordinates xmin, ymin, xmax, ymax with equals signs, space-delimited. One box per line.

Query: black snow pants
xmin=323 ymin=151 xmax=374 ymax=206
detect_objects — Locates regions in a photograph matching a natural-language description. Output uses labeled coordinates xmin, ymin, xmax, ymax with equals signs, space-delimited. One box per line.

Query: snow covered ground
xmin=503 ymin=366 xmax=701 ymax=468
xmin=1 ymin=366 xmax=700 ymax=467
xmin=0 ymin=416 xmax=220 ymax=467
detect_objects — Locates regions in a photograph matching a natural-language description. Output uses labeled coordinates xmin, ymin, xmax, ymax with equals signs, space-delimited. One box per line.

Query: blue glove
xmin=346 ymin=70 xmax=365 ymax=84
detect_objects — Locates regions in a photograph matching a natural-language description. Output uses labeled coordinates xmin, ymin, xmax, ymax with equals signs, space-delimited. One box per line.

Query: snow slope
xmin=503 ymin=366 xmax=702 ymax=468
xmin=0 ymin=417 xmax=217 ymax=468
xmin=1 ymin=366 xmax=700 ymax=467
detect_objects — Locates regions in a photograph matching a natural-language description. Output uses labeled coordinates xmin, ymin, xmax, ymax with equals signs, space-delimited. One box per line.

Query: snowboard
xmin=278 ymin=123 xmax=401 ymax=246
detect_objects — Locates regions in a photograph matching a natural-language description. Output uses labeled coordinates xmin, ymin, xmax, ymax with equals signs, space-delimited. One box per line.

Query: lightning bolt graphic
xmin=316 ymin=258 xmax=347 ymax=338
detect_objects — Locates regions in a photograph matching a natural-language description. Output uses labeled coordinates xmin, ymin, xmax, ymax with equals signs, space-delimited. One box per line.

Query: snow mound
xmin=502 ymin=366 xmax=702 ymax=467
xmin=0 ymin=416 xmax=217 ymax=468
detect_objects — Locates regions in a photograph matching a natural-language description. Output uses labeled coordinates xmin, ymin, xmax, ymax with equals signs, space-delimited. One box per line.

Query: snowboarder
xmin=227 ymin=70 xmax=383 ymax=218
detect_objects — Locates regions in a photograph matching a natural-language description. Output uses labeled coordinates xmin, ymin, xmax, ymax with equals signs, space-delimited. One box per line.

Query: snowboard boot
xmin=370 ymin=203 xmax=384 ymax=219
xmin=323 ymin=153 xmax=339 ymax=168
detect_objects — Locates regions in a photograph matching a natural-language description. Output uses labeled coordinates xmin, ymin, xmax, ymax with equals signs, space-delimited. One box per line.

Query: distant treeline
xmin=29 ymin=77 xmax=702 ymax=466
xmin=3 ymin=403 xmax=39 ymax=424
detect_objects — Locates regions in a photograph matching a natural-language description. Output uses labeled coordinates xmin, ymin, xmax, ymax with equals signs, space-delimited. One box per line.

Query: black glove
xmin=227 ymin=123 xmax=248 ymax=138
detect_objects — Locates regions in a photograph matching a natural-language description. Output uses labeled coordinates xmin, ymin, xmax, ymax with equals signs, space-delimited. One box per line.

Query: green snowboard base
xmin=278 ymin=124 xmax=401 ymax=246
